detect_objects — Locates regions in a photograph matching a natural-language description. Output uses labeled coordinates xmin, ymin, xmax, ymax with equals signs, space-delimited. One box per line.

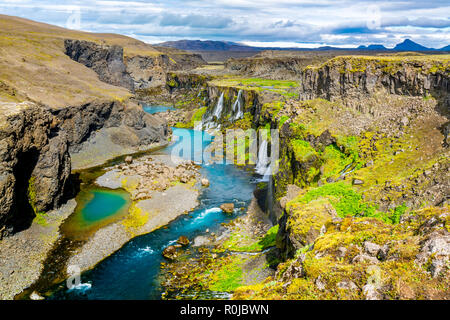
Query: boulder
xmin=363 ymin=241 xmax=381 ymax=256
xmin=363 ymin=283 xmax=382 ymax=300
xmin=337 ymin=281 xmax=358 ymax=291
xmin=177 ymin=236 xmax=190 ymax=246
xmin=352 ymin=254 xmax=379 ymax=265
xmin=220 ymin=203 xmax=235 ymax=214
xmin=201 ymin=178 xmax=210 ymax=187
xmin=162 ymin=245 xmax=177 ymax=260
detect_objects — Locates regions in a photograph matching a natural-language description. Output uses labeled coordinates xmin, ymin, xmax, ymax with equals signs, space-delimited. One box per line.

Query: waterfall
xmin=232 ymin=90 xmax=243 ymax=121
xmin=213 ymin=92 xmax=224 ymax=120
xmin=255 ymin=140 xmax=270 ymax=175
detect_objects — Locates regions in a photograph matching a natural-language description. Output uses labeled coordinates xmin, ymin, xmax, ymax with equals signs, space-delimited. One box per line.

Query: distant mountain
xmin=357 ymin=44 xmax=388 ymax=50
xmin=157 ymin=40 xmax=259 ymax=51
xmin=393 ymin=39 xmax=432 ymax=51
xmin=158 ymin=39 xmax=449 ymax=53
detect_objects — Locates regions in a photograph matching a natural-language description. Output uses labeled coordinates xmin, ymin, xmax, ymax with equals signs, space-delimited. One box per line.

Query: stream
xmin=46 ymin=108 xmax=259 ymax=300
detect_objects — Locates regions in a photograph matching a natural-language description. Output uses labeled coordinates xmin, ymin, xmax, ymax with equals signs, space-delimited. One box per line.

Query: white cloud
xmin=0 ymin=0 xmax=448 ymax=48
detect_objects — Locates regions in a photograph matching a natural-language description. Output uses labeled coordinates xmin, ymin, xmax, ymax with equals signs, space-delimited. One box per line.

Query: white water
xmin=255 ymin=140 xmax=270 ymax=175
xmin=213 ymin=92 xmax=224 ymax=120
xmin=232 ymin=90 xmax=243 ymax=121
xmin=259 ymin=165 xmax=272 ymax=182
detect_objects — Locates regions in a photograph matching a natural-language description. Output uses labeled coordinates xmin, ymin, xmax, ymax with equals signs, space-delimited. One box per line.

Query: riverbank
xmin=68 ymin=183 xmax=201 ymax=272
xmin=0 ymin=200 xmax=76 ymax=300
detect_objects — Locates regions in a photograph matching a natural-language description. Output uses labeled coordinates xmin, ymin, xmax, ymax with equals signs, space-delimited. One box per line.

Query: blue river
xmin=49 ymin=111 xmax=258 ymax=299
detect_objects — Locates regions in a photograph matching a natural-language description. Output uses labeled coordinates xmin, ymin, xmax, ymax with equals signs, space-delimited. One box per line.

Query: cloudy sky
xmin=0 ymin=0 xmax=449 ymax=48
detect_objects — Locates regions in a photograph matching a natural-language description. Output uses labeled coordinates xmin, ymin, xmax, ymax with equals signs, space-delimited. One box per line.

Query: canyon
xmin=0 ymin=14 xmax=449 ymax=300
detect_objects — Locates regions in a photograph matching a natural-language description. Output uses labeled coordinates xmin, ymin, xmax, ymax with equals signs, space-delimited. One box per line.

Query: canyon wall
xmin=0 ymin=103 xmax=70 ymax=235
xmin=65 ymin=39 xmax=206 ymax=93
xmin=299 ymin=56 xmax=450 ymax=105
xmin=64 ymin=40 xmax=135 ymax=91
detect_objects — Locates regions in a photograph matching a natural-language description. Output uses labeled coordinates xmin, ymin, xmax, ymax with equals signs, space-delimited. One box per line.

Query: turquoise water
xmin=142 ymin=104 xmax=175 ymax=114
xmin=61 ymin=188 xmax=131 ymax=240
xmin=81 ymin=190 xmax=127 ymax=223
xmin=48 ymin=127 xmax=258 ymax=299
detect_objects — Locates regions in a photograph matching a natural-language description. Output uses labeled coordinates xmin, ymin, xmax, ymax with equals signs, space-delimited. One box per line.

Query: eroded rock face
xmin=0 ymin=102 xmax=71 ymax=235
xmin=51 ymin=100 xmax=168 ymax=169
xmin=300 ymin=58 xmax=449 ymax=105
xmin=64 ymin=39 xmax=134 ymax=91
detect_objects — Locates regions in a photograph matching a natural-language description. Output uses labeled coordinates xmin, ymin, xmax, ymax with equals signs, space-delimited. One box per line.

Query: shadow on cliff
xmin=11 ymin=149 xmax=40 ymax=233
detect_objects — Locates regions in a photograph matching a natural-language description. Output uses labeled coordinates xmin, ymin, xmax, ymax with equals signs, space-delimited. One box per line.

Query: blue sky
xmin=0 ymin=0 xmax=449 ymax=48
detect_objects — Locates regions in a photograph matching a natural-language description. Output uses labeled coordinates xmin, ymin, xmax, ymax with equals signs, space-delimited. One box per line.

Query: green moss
xmin=208 ymin=256 xmax=243 ymax=292
xmin=122 ymin=202 xmax=149 ymax=234
xmin=291 ymin=139 xmax=317 ymax=162
xmin=288 ymin=182 xmax=375 ymax=218
xmin=27 ymin=176 xmax=48 ymax=225
xmin=287 ymin=181 xmax=409 ymax=224
xmin=175 ymin=106 xmax=207 ymax=128
xmin=222 ymin=225 xmax=279 ymax=252
xmin=260 ymin=101 xmax=284 ymax=119
xmin=278 ymin=115 xmax=289 ymax=127
xmin=232 ymin=112 xmax=253 ymax=130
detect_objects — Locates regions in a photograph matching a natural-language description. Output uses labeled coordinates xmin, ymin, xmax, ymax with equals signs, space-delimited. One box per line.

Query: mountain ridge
xmin=158 ymin=38 xmax=450 ymax=52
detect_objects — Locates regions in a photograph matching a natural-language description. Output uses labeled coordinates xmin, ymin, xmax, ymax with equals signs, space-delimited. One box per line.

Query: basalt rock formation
xmin=64 ymin=39 xmax=207 ymax=94
xmin=0 ymin=102 xmax=70 ymax=235
xmin=300 ymin=56 xmax=450 ymax=106
xmin=64 ymin=39 xmax=135 ymax=91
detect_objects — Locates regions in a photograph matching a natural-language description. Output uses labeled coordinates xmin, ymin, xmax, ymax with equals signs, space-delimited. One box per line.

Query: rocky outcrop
xmin=226 ymin=56 xmax=317 ymax=80
xmin=64 ymin=39 xmax=206 ymax=94
xmin=0 ymin=102 xmax=71 ymax=235
xmin=225 ymin=50 xmax=337 ymax=80
xmin=125 ymin=55 xmax=171 ymax=90
xmin=51 ymin=100 xmax=167 ymax=153
xmin=52 ymin=100 xmax=168 ymax=170
xmin=300 ymin=57 xmax=450 ymax=105
xmin=64 ymin=39 xmax=134 ymax=91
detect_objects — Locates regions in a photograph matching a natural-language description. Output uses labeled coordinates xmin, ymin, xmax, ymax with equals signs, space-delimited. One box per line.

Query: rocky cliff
xmin=65 ymin=39 xmax=207 ymax=93
xmin=64 ymin=40 xmax=135 ymax=91
xmin=0 ymin=102 xmax=70 ymax=236
xmin=300 ymin=56 xmax=450 ymax=106
xmin=225 ymin=51 xmax=338 ymax=80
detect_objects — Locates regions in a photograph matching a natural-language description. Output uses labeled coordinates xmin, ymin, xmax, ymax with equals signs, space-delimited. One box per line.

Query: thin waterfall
xmin=232 ymin=90 xmax=243 ymax=121
xmin=213 ymin=92 xmax=224 ymax=120
xmin=255 ymin=140 xmax=270 ymax=175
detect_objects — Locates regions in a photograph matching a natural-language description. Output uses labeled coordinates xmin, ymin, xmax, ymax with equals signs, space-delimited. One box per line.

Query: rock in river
xmin=220 ymin=203 xmax=235 ymax=214
xmin=177 ymin=236 xmax=190 ymax=246
xmin=162 ymin=245 xmax=178 ymax=260
xmin=201 ymin=178 xmax=210 ymax=187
